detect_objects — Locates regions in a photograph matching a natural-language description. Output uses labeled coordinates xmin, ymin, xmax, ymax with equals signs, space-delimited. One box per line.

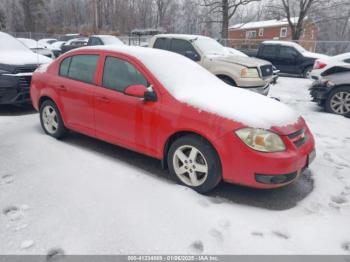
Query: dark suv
xmin=248 ymin=41 xmax=328 ymax=78
xmin=0 ymin=32 xmax=52 ymax=105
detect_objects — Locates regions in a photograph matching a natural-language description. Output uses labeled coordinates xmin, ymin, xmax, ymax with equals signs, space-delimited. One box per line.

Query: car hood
xmin=0 ymin=50 xmax=52 ymax=66
xmin=206 ymin=54 xmax=270 ymax=67
xmin=303 ymin=51 xmax=329 ymax=60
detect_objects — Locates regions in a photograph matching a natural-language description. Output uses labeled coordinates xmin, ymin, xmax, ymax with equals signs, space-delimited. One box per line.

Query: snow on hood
xmin=207 ymin=54 xmax=270 ymax=67
xmin=88 ymin=46 xmax=300 ymax=129
xmin=0 ymin=51 xmax=52 ymax=65
xmin=303 ymin=51 xmax=329 ymax=60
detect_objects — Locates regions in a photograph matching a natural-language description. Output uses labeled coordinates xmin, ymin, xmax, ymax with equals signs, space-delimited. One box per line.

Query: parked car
xmin=38 ymin=38 xmax=62 ymax=58
xmin=87 ymin=35 xmax=124 ymax=46
xmin=61 ymin=38 xmax=88 ymax=53
xmin=17 ymin=38 xmax=55 ymax=59
xmin=225 ymin=46 xmax=280 ymax=84
xmin=246 ymin=41 xmax=328 ymax=78
xmin=0 ymin=32 xmax=52 ymax=105
xmin=310 ymin=52 xmax=350 ymax=81
xmin=309 ymin=64 xmax=350 ymax=117
xmin=30 ymin=46 xmax=315 ymax=193
xmin=59 ymin=33 xmax=82 ymax=42
xmin=149 ymin=34 xmax=274 ymax=96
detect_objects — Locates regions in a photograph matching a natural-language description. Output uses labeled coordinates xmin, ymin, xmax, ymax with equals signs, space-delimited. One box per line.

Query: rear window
xmin=59 ymin=55 xmax=99 ymax=84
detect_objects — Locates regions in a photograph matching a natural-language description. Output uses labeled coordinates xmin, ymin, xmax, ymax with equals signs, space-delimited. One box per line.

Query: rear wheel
xmin=303 ymin=66 xmax=313 ymax=79
xmin=325 ymin=87 xmax=350 ymax=117
xmin=167 ymin=135 xmax=222 ymax=193
xmin=40 ymin=100 xmax=67 ymax=139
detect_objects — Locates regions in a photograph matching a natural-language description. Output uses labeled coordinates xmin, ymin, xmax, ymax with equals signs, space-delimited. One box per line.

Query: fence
xmin=6 ymin=31 xmax=350 ymax=56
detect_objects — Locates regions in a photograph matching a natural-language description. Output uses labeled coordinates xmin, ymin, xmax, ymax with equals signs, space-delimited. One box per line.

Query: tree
xmin=0 ymin=8 xmax=5 ymax=30
xmin=19 ymin=0 xmax=45 ymax=32
xmin=202 ymin=0 xmax=261 ymax=39
xmin=155 ymin=0 xmax=172 ymax=28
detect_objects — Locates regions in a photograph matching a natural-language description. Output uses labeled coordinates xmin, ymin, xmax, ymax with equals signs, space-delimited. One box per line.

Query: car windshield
xmin=18 ymin=38 xmax=44 ymax=49
xmin=194 ymin=37 xmax=228 ymax=56
xmin=0 ymin=33 xmax=30 ymax=51
xmin=101 ymin=36 xmax=124 ymax=45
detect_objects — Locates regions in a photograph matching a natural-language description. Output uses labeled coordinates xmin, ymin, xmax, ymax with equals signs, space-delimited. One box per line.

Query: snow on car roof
xmin=230 ymin=17 xmax=299 ymax=30
xmin=83 ymin=45 xmax=300 ymax=129
xmin=153 ymin=34 xmax=211 ymax=41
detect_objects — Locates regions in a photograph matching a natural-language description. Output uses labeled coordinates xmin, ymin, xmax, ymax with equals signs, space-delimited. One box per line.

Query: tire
xmin=303 ymin=66 xmax=313 ymax=79
xmin=40 ymin=100 xmax=68 ymax=139
xmin=325 ymin=86 xmax=350 ymax=117
xmin=167 ymin=135 xmax=222 ymax=193
xmin=218 ymin=75 xmax=237 ymax=86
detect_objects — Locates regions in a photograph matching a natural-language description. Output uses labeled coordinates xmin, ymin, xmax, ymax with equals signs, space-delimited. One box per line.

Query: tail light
xmin=314 ymin=60 xmax=327 ymax=70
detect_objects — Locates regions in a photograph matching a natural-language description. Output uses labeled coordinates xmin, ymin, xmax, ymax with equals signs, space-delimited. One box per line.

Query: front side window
xmin=60 ymin=54 xmax=99 ymax=84
xmin=102 ymin=57 xmax=148 ymax=92
xmin=279 ymin=46 xmax=299 ymax=59
xmin=170 ymin=39 xmax=197 ymax=56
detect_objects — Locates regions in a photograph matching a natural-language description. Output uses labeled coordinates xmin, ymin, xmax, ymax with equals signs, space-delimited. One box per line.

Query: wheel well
xmin=216 ymin=75 xmax=237 ymax=86
xmin=162 ymin=131 xmax=220 ymax=169
xmin=39 ymin=96 xmax=53 ymax=108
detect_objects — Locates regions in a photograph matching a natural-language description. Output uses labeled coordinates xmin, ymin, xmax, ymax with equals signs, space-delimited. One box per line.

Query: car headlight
xmin=240 ymin=68 xmax=259 ymax=78
xmin=235 ymin=128 xmax=286 ymax=152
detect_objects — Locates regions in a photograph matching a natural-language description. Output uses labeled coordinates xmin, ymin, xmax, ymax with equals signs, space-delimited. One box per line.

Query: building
xmin=228 ymin=17 xmax=318 ymax=51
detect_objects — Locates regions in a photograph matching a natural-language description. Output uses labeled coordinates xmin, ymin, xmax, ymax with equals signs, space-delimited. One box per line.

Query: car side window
xmin=279 ymin=46 xmax=299 ymax=60
xmin=154 ymin=38 xmax=171 ymax=50
xmin=90 ymin=37 xmax=102 ymax=46
xmin=344 ymin=58 xmax=350 ymax=64
xmin=102 ymin=56 xmax=148 ymax=92
xmin=261 ymin=45 xmax=277 ymax=59
xmin=63 ymin=55 xmax=99 ymax=84
xmin=59 ymin=57 xmax=72 ymax=77
xmin=170 ymin=39 xmax=197 ymax=56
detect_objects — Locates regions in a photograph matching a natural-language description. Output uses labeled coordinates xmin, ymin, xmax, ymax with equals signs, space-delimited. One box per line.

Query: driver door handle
xmin=97 ymin=96 xmax=111 ymax=104
xmin=58 ymin=85 xmax=67 ymax=91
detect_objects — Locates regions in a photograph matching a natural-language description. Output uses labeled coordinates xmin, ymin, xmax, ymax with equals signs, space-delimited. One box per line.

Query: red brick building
xmin=228 ymin=18 xmax=318 ymax=51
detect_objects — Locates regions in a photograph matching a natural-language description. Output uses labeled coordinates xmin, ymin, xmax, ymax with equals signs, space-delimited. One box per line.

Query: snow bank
xmin=88 ymin=46 xmax=300 ymax=129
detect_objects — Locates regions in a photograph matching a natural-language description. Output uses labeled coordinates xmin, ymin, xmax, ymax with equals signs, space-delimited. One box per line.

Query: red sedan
xmin=30 ymin=46 xmax=316 ymax=193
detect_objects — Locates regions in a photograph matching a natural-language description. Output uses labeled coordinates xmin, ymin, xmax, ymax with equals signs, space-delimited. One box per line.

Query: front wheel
xmin=167 ymin=135 xmax=222 ymax=193
xmin=325 ymin=87 xmax=350 ymax=117
xmin=40 ymin=100 xmax=67 ymax=139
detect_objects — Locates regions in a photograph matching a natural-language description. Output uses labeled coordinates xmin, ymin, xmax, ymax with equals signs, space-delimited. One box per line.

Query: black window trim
xmin=100 ymin=55 xmax=150 ymax=94
xmin=58 ymin=54 xmax=100 ymax=85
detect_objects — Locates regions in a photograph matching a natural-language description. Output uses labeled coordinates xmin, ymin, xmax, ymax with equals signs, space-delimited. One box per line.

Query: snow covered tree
xmin=202 ymin=0 xmax=261 ymax=39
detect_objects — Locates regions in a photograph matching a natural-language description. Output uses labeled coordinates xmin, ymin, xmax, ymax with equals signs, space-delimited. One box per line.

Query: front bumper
xmin=245 ymin=83 xmax=270 ymax=96
xmin=0 ymin=74 xmax=32 ymax=105
xmin=309 ymin=80 xmax=332 ymax=104
xmin=214 ymin=125 xmax=316 ymax=189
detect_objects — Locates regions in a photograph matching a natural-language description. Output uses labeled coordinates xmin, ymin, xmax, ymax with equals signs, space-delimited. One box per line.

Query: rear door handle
xmin=97 ymin=96 xmax=110 ymax=104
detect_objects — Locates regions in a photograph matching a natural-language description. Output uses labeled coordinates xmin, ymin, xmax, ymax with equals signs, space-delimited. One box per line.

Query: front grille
xmin=260 ymin=64 xmax=273 ymax=78
xmin=288 ymin=129 xmax=307 ymax=147
xmin=18 ymin=76 xmax=32 ymax=90
xmin=14 ymin=65 xmax=38 ymax=74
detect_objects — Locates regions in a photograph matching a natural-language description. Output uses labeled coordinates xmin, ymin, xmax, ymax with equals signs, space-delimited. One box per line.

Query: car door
xmin=259 ymin=45 xmax=279 ymax=68
xmin=276 ymin=46 xmax=300 ymax=74
xmin=94 ymin=55 xmax=160 ymax=155
xmin=56 ymin=54 xmax=99 ymax=135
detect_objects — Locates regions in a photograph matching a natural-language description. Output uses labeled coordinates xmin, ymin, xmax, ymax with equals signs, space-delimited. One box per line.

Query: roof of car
xmin=91 ymin=35 xmax=117 ymax=38
xmin=153 ymin=34 xmax=211 ymax=41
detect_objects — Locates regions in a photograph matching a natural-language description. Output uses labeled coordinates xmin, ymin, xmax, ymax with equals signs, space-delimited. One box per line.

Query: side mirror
xmin=124 ymin=85 xmax=157 ymax=102
xmin=185 ymin=51 xmax=200 ymax=62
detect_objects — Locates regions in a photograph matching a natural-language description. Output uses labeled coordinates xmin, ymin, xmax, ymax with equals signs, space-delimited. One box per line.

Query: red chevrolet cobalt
xmin=30 ymin=46 xmax=316 ymax=193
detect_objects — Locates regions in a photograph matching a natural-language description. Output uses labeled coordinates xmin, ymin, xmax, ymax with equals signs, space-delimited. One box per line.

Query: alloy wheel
xmin=42 ymin=105 xmax=59 ymax=135
xmin=173 ymin=145 xmax=209 ymax=187
xmin=330 ymin=91 xmax=350 ymax=115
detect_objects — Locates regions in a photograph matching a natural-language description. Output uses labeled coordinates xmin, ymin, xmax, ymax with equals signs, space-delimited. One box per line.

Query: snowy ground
xmin=0 ymin=77 xmax=350 ymax=255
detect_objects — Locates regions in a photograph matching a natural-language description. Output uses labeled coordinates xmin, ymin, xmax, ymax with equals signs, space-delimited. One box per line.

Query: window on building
xmin=259 ymin=28 xmax=264 ymax=37
xmin=280 ymin=27 xmax=288 ymax=38
xmin=246 ymin=30 xmax=257 ymax=39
